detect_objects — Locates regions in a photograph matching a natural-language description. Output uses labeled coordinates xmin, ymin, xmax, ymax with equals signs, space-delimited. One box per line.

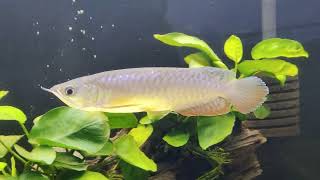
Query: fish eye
xmin=65 ymin=87 xmax=75 ymax=96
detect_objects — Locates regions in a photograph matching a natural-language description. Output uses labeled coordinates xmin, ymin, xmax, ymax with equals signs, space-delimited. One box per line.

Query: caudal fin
xmin=225 ymin=77 xmax=269 ymax=114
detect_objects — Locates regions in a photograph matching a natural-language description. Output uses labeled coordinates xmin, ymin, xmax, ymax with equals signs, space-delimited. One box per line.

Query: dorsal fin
xmin=201 ymin=67 xmax=236 ymax=83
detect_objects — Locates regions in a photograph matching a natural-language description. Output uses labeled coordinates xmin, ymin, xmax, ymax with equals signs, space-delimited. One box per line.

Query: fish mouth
xmin=40 ymin=86 xmax=54 ymax=94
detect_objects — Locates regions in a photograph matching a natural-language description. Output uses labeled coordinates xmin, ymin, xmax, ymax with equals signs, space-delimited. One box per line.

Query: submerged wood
xmin=245 ymin=76 xmax=300 ymax=137
xmin=149 ymin=127 xmax=266 ymax=180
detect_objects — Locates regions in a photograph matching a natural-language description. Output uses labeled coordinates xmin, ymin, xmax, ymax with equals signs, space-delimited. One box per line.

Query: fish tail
xmin=225 ymin=76 xmax=269 ymax=114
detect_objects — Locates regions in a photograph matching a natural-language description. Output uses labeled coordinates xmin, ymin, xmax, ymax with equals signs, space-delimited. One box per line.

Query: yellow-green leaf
xmin=224 ymin=35 xmax=243 ymax=63
xmin=14 ymin=145 xmax=56 ymax=165
xmin=197 ymin=114 xmax=235 ymax=150
xmin=238 ymin=59 xmax=298 ymax=77
xmin=253 ymin=105 xmax=271 ymax=119
xmin=0 ymin=106 xmax=27 ymax=124
xmin=251 ymin=38 xmax=309 ymax=59
xmin=129 ymin=125 xmax=153 ymax=147
xmin=0 ymin=91 xmax=9 ymax=101
xmin=163 ymin=129 xmax=189 ymax=147
xmin=0 ymin=135 xmax=23 ymax=158
xmin=0 ymin=162 xmax=7 ymax=171
xmin=154 ymin=32 xmax=227 ymax=69
xmin=114 ymin=135 xmax=157 ymax=172
xmin=184 ymin=52 xmax=211 ymax=68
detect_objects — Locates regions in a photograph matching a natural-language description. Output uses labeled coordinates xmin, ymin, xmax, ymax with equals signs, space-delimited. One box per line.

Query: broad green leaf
xmin=0 ymin=106 xmax=27 ymax=123
xmin=10 ymin=157 xmax=16 ymax=177
xmin=106 ymin=113 xmax=138 ymax=129
xmin=253 ymin=105 xmax=271 ymax=119
xmin=140 ymin=111 xmax=169 ymax=124
xmin=238 ymin=59 xmax=298 ymax=77
xmin=251 ymin=38 xmax=309 ymax=59
xmin=163 ymin=129 xmax=190 ymax=147
xmin=119 ymin=161 xmax=149 ymax=180
xmin=197 ymin=114 xmax=235 ymax=150
xmin=154 ymin=33 xmax=227 ymax=69
xmin=0 ymin=162 xmax=7 ymax=171
xmin=114 ymin=135 xmax=157 ymax=172
xmin=275 ymin=74 xmax=286 ymax=86
xmin=19 ymin=171 xmax=49 ymax=180
xmin=14 ymin=145 xmax=56 ymax=165
xmin=89 ymin=141 xmax=113 ymax=156
xmin=57 ymin=171 xmax=109 ymax=180
xmin=0 ymin=176 xmax=17 ymax=180
xmin=139 ymin=116 xmax=151 ymax=125
xmin=0 ymin=135 xmax=23 ymax=158
xmin=29 ymin=107 xmax=110 ymax=154
xmin=184 ymin=52 xmax=211 ymax=68
xmin=224 ymin=35 xmax=243 ymax=63
xmin=0 ymin=91 xmax=9 ymax=100
xmin=129 ymin=125 xmax=153 ymax=147
xmin=52 ymin=153 xmax=88 ymax=171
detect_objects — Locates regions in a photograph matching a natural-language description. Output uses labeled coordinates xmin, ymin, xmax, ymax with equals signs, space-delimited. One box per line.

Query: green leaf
xmin=253 ymin=105 xmax=271 ymax=119
xmin=89 ymin=141 xmax=113 ymax=156
xmin=0 ymin=106 xmax=27 ymax=124
xmin=197 ymin=114 xmax=235 ymax=150
xmin=14 ymin=145 xmax=56 ymax=165
xmin=0 ymin=91 xmax=9 ymax=101
xmin=163 ymin=129 xmax=190 ymax=147
xmin=154 ymin=32 xmax=227 ymax=69
xmin=19 ymin=171 xmax=49 ymax=180
xmin=224 ymin=35 xmax=243 ymax=63
xmin=251 ymin=38 xmax=309 ymax=59
xmin=0 ymin=162 xmax=7 ymax=171
xmin=0 ymin=135 xmax=23 ymax=158
xmin=10 ymin=157 xmax=16 ymax=177
xmin=184 ymin=52 xmax=211 ymax=68
xmin=52 ymin=153 xmax=88 ymax=171
xmin=106 ymin=113 xmax=138 ymax=129
xmin=238 ymin=59 xmax=298 ymax=77
xmin=275 ymin=74 xmax=286 ymax=86
xmin=114 ymin=135 xmax=157 ymax=172
xmin=29 ymin=107 xmax=110 ymax=154
xmin=57 ymin=171 xmax=109 ymax=180
xmin=129 ymin=125 xmax=153 ymax=147
xmin=119 ymin=161 xmax=149 ymax=180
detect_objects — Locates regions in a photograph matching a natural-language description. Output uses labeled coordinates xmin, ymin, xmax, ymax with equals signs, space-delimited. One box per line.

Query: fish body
xmin=44 ymin=67 xmax=269 ymax=116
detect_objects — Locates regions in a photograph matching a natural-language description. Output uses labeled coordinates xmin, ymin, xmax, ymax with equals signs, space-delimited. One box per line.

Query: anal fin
xmin=177 ymin=97 xmax=231 ymax=116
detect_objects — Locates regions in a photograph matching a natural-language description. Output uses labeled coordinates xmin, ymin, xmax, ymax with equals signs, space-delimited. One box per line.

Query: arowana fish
xmin=42 ymin=67 xmax=269 ymax=118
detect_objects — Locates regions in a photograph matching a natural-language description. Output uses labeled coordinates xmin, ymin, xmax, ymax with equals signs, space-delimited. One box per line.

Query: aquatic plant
xmin=0 ymin=33 xmax=308 ymax=179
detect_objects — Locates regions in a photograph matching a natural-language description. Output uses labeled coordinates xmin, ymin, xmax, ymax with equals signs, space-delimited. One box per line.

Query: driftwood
xmin=149 ymin=127 xmax=267 ymax=180
xmin=245 ymin=76 xmax=300 ymax=137
xmin=221 ymin=128 xmax=266 ymax=180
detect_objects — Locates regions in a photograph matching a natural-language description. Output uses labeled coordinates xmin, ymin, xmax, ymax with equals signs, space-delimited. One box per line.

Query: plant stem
xmin=0 ymin=139 xmax=27 ymax=164
xmin=1 ymin=170 xmax=9 ymax=176
xmin=19 ymin=122 xmax=30 ymax=138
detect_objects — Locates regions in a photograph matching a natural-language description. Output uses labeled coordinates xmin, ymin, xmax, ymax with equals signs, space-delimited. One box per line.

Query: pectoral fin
xmin=140 ymin=111 xmax=170 ymax=124
xmin=177 ymin=97 xmax=231 ymax=116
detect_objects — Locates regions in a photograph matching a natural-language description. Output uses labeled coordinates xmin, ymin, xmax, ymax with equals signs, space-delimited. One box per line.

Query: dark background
xmin=0 ymin=0 xmax=319 ymax=179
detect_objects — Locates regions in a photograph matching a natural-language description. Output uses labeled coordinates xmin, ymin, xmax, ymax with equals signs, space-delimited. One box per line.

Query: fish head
xmin=42 ymin=78 xmax=99 ymax=110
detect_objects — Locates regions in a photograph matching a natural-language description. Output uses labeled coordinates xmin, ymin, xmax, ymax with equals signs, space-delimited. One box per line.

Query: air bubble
xmin=68 ymin=26 xmax=73 ymax=31
xmin=82 ymin=48 xmax=86 ymax=51
xmin=70 ymin=38 xmax=74 ymax=43
xmin=46 ymin=64 xmax=50 ymax=68
xmin=91 ymin=37 xmax=95 ymax=41
xmin=93 ymin=54 xmax=97 ymax=58
xmin=80 ymin=29 xmax=86 ymax=35
xmin=111 ymin=24 xmax=115 ymax=28
xmin=36 ymin=31 xmax=40 ymax=35
xmin=77 ymin=9 xmax=84 ymax=15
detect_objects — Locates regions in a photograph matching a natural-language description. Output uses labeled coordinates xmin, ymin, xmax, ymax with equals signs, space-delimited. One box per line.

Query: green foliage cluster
xmin=0 ymin=33 xmax=308 ymax=179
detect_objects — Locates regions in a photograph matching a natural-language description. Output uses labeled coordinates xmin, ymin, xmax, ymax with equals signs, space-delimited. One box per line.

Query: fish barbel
xmin=42 ymin=67 xmax=269 ymax=117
